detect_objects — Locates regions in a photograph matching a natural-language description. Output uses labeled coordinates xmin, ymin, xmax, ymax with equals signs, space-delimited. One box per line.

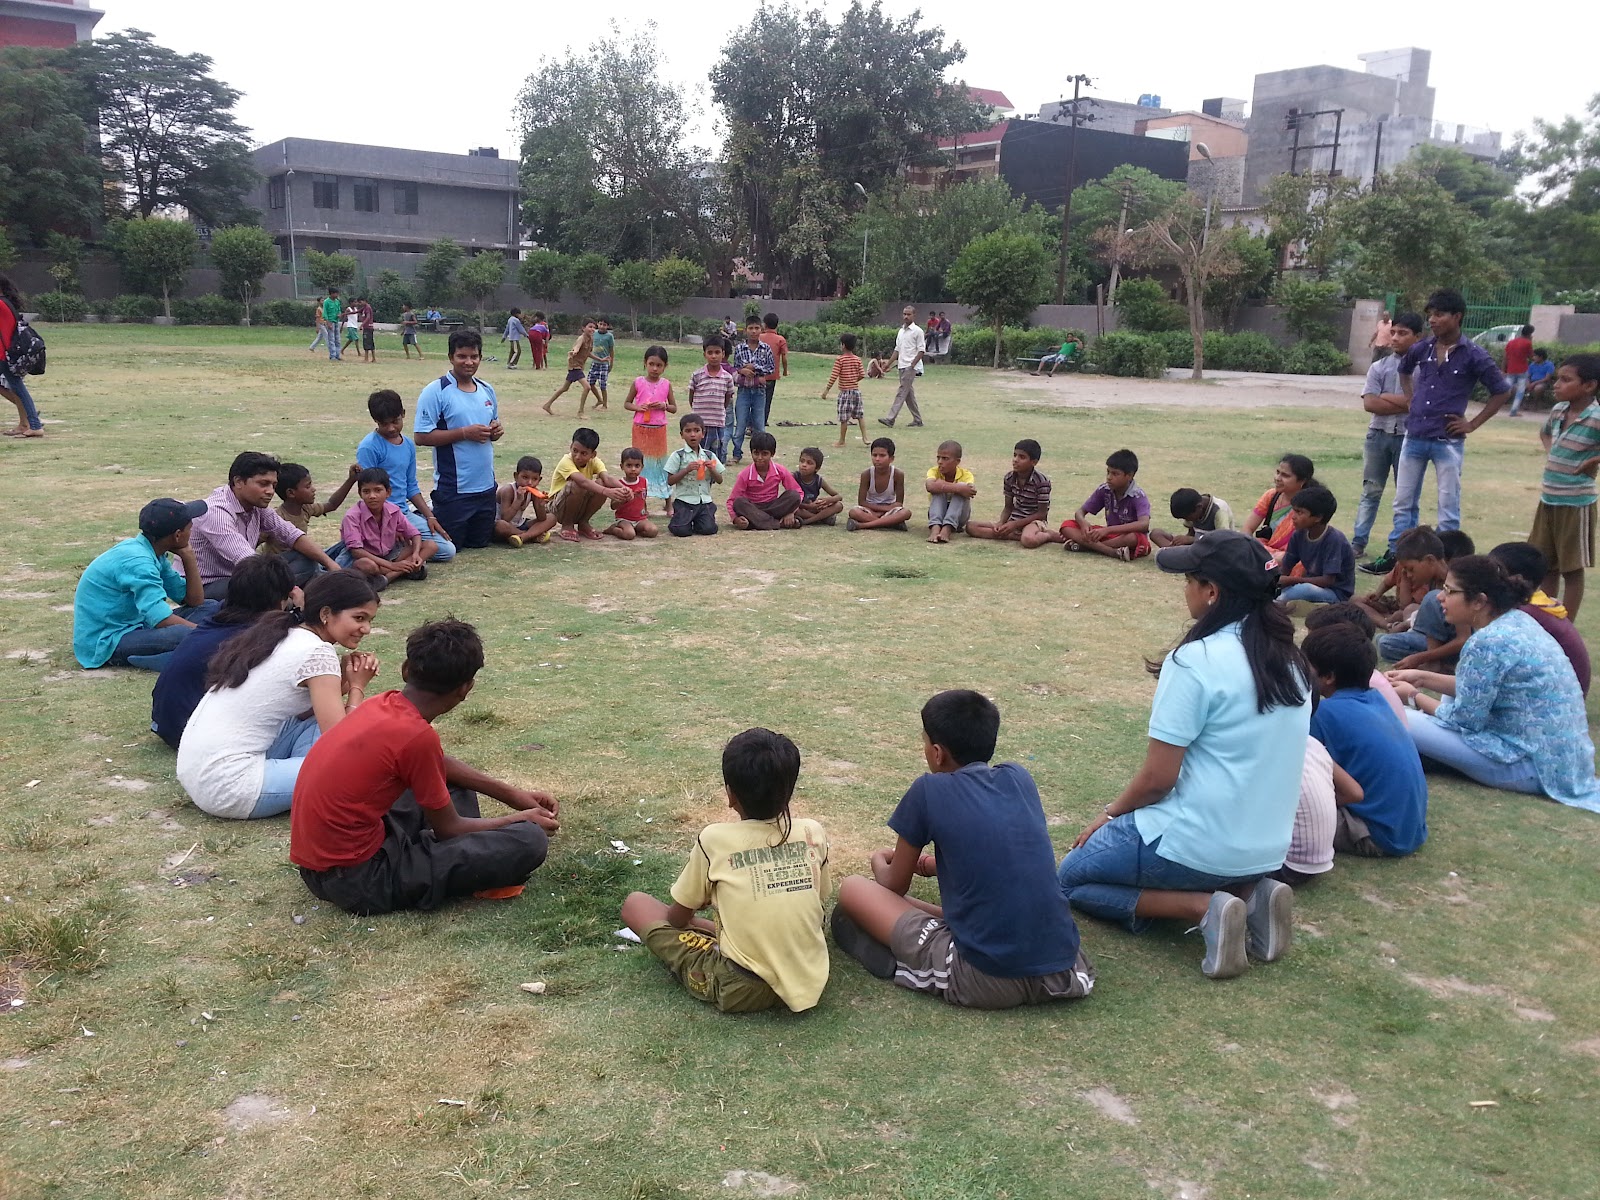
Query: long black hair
xmin=1148 ymin=583 xmax=1310 ymax=714
xmin=206 ymin=570 xmax=377 ymax=692
xmin=1449 ymin=554 xmax=1531 ymax=617
xmin=214 ymin=554 xmax=297 ymax=627
xmin=0 ymin=275 xmax=22 ymax=313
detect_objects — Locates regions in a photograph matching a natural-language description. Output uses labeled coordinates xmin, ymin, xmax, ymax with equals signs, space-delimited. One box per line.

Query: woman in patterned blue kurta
xmin=1388 ymin=555 xmax=1600 ymax=812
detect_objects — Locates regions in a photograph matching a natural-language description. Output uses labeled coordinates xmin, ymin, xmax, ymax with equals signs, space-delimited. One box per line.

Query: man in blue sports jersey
xmin=414 ymin=330 xmax=504 ymax=549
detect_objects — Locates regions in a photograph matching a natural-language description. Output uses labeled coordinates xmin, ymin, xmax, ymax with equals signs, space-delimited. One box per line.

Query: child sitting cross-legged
xmin=847 ymin=437 xmax=912 ymax=531
xmin=925 ymin=439 xmax=976 ymax=544
xmin=727 ymin=431 xmax=803 ymax=530
xmin=1275 ymin=485 xmax=1355 ymax=605
xmin=1150 ymin=487 xmax=1235 ymax=548
xmin=1302 ymin=623 xmax=1429 ymax=860
xmin=967 ymin=440 xmax=1055 ymax=548
xmin=1057 ymin=448 xmax=1151 ymax=560
xmin=604 ymin=448 xmax=658 ymax=540
xmin=793 ymin=446 xmax=844 ymax=526
xmin=620 ymin=728 xmax=830 ymax=1014
xmin=831 ymin=690 xmax=1096 ymax=1010
xmin=1374 ymin=527 xmax=1461 ymax=667
xmin=338 ymin=468 xmax=434 ymax=590
xmin=494 ymin=455 xmax=548 ymax=547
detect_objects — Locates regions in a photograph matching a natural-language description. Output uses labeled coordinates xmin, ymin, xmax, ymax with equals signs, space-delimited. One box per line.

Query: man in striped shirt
xmin=1531 ymin=354 xmax=1600 ymax=617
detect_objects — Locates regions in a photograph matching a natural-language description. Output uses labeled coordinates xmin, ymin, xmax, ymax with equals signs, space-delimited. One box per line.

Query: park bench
xmin=1013 ymin=344 xmax=1080 ymax=374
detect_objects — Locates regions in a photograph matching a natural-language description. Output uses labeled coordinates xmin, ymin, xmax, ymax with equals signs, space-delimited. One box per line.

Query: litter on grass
xmin=614 ymin=928 xmax=642 ymax=943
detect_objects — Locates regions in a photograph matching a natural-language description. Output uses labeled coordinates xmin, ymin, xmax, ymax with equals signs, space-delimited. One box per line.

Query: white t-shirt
xmin=176 ymin=627 xmax=340 ymax=818
xmin=896 ymin=323 xmax=926 ymax=369
xmin=1284 ymin=736 xmax=1336 ymax=876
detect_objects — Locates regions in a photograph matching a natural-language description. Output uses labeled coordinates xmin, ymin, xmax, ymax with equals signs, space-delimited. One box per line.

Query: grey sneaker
xmin=846 ymin=518 xmax=859 ymax=531
xmin=877 ymin=417 xmax=895 ymax=427
xmin=830 ymin=907 xmax=896 ymax=979
xmin=1198 ymin=892 xmax=1248 ymax=979
xmin=1245 ymin=879 xmax=1293 ymax=962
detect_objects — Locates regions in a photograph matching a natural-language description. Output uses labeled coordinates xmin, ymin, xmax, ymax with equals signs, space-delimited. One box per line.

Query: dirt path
xmin=993 ymin=368 xmax=1358 ymax=410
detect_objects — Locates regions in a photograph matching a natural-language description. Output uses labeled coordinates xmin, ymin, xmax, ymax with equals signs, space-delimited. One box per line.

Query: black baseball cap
xmin=139 ymin=498 xmax=207 ymax=541
xmin=1155 ymin=529 xmax=1280 ymax=597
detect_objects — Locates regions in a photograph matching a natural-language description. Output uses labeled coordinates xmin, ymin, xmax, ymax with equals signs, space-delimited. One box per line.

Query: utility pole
xmin=1106 ymin=182 xmax=1133 ymax=302
xmin=1052 ymin=74 xmax=1095 ymax=305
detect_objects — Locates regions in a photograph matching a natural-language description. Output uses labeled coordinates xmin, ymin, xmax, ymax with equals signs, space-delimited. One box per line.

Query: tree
xmin=609 ymin=260 xmax=657 ymax=333
xmin=1203 ymin=228 xmax=1276 ymax=329
xmin=1274 ymin=276 xmax=1345 ymax=342
xmin=1071 ymin=166 xmax=1188 ymax=300
xmin=305 ymin=249 xmax=357 ymax=295
xmin=456 ymin=254 xmax=505 ymax=332
xmin=568 ymin=252 xmax=610 ymax=309
xmin=415 ymin=238 xmax=462 ymax=305
xmin=1113 ymin=278 xmax=1186 ymax=332
xmin=1260 ymin=172 xmax=1359 ymax=279
xmin=0 ymin=47 xmax=103 ymax=242
xmin=1336 ymin=166 xmax=1498 ymax=310
xmin=110 ymin=217 xmax=198 ymax=318
xmin=518 ymin=250 xmax=568 ymax=301
xmin=945 ymin=230 xmax=1053 ymax=367
xmin=1499 ymin=93 xmax=1600 ymax=291
xmin=45 ymin=232 xmax=83 ymax=293
xmin=652 ymin=256 xmax=705 ymax=339
xmin=0 ymin=225 xmax=16 ymax=273
xmin=210 ymin=225 xmax=280 ymax=323
xmin=73 ymin=30 xmax=257 ymax=226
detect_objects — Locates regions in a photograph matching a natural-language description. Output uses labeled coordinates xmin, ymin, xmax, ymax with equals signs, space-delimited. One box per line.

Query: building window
xmin=393 ymin=181 xmax=419 ymax=215
xmin=312 ymin=174 xmax=339 ymax=209
xmin=267 ymin=175 xmax=285 ymax=210
xmin=353 ymin=179 xmax=379 ymax=213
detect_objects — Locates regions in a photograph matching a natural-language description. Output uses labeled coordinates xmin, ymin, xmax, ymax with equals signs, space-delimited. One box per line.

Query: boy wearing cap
xmin=73 ymin=499 xmax=220 ymax=670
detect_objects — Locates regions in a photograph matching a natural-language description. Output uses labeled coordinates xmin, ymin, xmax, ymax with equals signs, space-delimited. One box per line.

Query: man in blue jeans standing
xmin=1352 ymin=312 xmax=1423 ymax=558
xmin=1363 ymin=289 xmax=1511 ymax=575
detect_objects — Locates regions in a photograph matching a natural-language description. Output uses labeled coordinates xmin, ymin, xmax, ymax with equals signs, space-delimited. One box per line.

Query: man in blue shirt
xmin=73 ymin=498 xmax=219 ymax=670
xmin=414 ymin=330 xmax=503 ymax=549
xmin=1366 ymin=288 xmax=1511 ymax=574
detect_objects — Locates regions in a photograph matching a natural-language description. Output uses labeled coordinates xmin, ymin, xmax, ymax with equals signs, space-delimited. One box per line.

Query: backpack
xmin=2 ymin=302 xmax=46 ymax=378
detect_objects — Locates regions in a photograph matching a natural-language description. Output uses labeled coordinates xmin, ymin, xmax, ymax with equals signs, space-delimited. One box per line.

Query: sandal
xmin=577 ymin=527 xmax=603 ymax=540
xmin=558 ymin=529 xmax=579 ymax=543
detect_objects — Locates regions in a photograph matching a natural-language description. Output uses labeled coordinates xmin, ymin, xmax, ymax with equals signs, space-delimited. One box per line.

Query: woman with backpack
xmin=0 ymin=275 xmax=44 ymax=438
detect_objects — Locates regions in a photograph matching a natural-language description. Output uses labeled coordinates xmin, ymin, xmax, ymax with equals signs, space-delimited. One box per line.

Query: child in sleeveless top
xmin=794 ymin=447 xmax=843 ymax=526
xmin=604 ymin=448 xmax=658 ymax=540
xmin=848 ymin=437 xmax=911 ymax=530
xmin=624 ymin=346 xmax=677 ymax=512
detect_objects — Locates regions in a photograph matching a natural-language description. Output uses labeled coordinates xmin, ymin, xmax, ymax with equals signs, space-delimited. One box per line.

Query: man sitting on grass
xmin=289 ymin=619 xmax=559 ymax=915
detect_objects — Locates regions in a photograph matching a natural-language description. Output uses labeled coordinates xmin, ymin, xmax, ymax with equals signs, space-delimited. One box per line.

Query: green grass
xmin=1 ymin=325 xmax=1598 ymax=1199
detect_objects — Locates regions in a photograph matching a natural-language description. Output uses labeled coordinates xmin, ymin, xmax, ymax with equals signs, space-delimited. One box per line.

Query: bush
xmin=90 ymin=295 xmax=114 ymax=320
xmin=1087 ymin=332 xmax=1169 ymax=378
xmin=112 ymin=294 xmax=163 ymax=320
xmin=742 ymin=298 xmax=763 ymax=322
xmin=1208 ymin=331 xmax=1284 ymax=373
xmin=817 ymin=286 xmax=882 ymax=327
xmin=173 ymin=294 xmax=243 ymax=325
xmin=944 ymin=324 xmax=1090 ymax=368
xmin=263 ymin=298 xmax=317 ymax=326
xmin=1150 ymin=329 xmax=1199 ymax=369
xmin=1114 ymin=278 xmax=1186 ymax=332
xmin=34 ymin=291 xmax=87 ymax=322
xmin=1281 ymin=340 xmax=1352 ymax=376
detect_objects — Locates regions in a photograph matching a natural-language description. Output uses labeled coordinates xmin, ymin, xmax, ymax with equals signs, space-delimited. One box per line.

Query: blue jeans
xmin=250 ymin=714 xmax=322 ymax=818
xmin=1376 ymin=589 xmax=1453 ymax=663
xmin=1405 ymin=710 xmax=1542 ymax=795
xmin=1354 ymin=429 xmax=1405 ymax=550
xmin=928 ymin=493 xmax=971 ymax=530
xmin=403 ymin=506 xmax=455 ymax=561
xmin=1387 ymin=435 xmax=1464 ymax=553
xmin=730 ymin=388 xmax=766 ymax=460
xmin=1279 ymin=582 xmax=1343 ymax=603
xmin=2 ymin=372 xmax=43 ymax=431
xmin=1507 ymin=373 xmax=1528 ymax=416
xmin=702 ymin=425 xmax=727 ymax=465
xmin=109 ymin=601 xmax=221 ymax=670
xmin=1057 ymin=815 xmax=1264 ymax=933
xmin=328 ymin=320 xmax=342 ymax=360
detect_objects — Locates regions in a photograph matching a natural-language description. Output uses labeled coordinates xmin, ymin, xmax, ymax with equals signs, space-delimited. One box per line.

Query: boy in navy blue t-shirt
xmin=832 ymin=690 xmax=1095 ymax=1009
xmin=1277 ymin=484 xmax=1355 ymax=605
xmin=1302 ymin=624 xmax=1428 ymax=857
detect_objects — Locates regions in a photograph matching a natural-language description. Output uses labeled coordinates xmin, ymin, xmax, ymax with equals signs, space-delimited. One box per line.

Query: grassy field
xmin=2 ymin=324 xmax=1597 ymax=1200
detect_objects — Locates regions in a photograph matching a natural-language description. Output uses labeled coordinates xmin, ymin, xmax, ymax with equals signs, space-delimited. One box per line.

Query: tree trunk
xmin=161 ymin=281 xmax=171 ymax=320
xmin=992 ymin=317 xmax=1003 ymax=369
xmin=629 ymin=303 xmax=639 ymax=334
xmin=1187 ymin=272 xmax=1205 ymax=381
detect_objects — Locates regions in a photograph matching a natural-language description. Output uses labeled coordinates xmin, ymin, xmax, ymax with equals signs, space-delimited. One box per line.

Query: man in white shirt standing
xmin=879 ymin=306 xmax=926 ymax=428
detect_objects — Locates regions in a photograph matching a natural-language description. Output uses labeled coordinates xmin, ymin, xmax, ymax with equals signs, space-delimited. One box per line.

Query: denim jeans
xmin=730 ymin=388 xmax=766 ymax=460
xmin=109 ymin=600 xmax=221 ymax=670
xmin=927 ymin=493 xmax=971 ymax=529
xmin=308 ymin=325 xmax=327 ymax=351
xmin=1354 ymin=429 xmax=1405 ymax=550
xmin=250 ymin=714 xmax=322 ymax=818
xmin=1057 ymin=815 xmax=1263 ymax=933
xmin=1387 ymin=435 xmax=1464 ymax=553
xmin=701 ymin=425 xmax=727 ymax=466
xmin=403 ymin=506 xmax=456 ymax=561
xmin=1405 ymin=710 xmax=1542 ymax=795
xmin=2 ymin=372 xmax=43 ymax=430
xmin=1279 ymin=582 xmax=1343 ymax=603
xmin=1507 ymin=373 xmax=1528 ymax=416
xmin=328 ymin=319 xmax=342 ymax=360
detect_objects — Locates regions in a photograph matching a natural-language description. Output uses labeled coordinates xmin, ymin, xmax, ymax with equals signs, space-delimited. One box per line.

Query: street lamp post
xmin=853 ymin=181 xmax=869 ymax=285
xmin=1195 ymin=142 xmax=1215 ymax=249
xmin=284 ymin=167 xmax=299 ymax=299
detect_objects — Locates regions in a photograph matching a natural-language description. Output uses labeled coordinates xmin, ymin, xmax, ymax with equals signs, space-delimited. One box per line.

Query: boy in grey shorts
xmin=831 ymin=690 xmax=1095 ymax=1009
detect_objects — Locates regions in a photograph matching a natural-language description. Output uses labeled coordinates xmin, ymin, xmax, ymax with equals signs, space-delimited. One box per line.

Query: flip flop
xmin=473 ymin=884 xmax=525 ymax=900
xmin=559 ymin=529 xmax=579 ymax=543
xmin=578 ymin=528 xmax=603 ymax=540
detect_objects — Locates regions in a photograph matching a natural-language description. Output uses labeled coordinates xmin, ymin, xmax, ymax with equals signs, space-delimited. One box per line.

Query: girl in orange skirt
xmin=624 ymin=345 xmax=678 ymax=510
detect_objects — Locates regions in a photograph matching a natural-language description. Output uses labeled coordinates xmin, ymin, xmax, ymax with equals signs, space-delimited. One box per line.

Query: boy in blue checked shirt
xmin=729 ymin=319 xmax=776 ymax=464
xmin=1056 ymin=448 xmax=1151 ymax=560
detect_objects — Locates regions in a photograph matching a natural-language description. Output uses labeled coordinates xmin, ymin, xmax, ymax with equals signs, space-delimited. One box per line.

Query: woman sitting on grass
xmin=1388 ymin=555 xmax=1600 ymax=813
xmin=1244 ymin=454 xmax=1316 ymax=553
xmin=177 ymin=571 xmax=379 ymax=820
xmin=1057 ymin=530 xmax=1312 ymax=979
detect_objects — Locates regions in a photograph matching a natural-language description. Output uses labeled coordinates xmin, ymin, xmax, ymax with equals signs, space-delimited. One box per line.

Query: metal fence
xmin=1463 ymin=281 xmax=1541 ymax=336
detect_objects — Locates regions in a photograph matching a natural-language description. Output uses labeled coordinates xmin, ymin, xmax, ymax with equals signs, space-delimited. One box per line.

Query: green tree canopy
xmin=652 ymin=257 xmax=706 ymax=338
xmin=110 ymin=216 xmax=198 ymax=318
xmin=568 ymin=252 xmax=610 ymax=309
xmin=415 ymin=239 xmax=462 ymax=305
xmin=456 ymin=254 xmax=505 ymax=331
xmin=209 ymin=225 xmax=280 ymax=321
xmin=1336 ymin=166 xmax=1498 ymax=310
xmin=0 ymin=47 xmax=103 ymax=242
xmin=1500 ymin=93 xmax=1600 ymax=290
xmin=609 ymin=260 xmax=657 ymax=333
xmin=305 ymin=249 xmax=357 ymax=294
xmin=945 ymin=229 xmax=1053 ymax=367
xmin=518 ymin=250 xmax=568 ymax=301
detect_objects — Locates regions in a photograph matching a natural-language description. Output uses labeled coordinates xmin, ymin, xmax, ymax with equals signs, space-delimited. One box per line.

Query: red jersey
xmin=1504 ymin=336 xmax=1533 ymax=376
xmin=615 ymin=475 xmax=648 ymax=523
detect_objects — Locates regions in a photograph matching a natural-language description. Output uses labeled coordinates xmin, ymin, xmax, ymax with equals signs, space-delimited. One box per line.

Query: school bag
xmin=2 ymin=302 xmax=46 ymax=377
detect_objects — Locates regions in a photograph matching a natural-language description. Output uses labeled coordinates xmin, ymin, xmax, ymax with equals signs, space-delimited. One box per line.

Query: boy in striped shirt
xmin=1532 ymin=354 xmax=1600 ymax=618
xmin=822 ymin=333 xmax=869 ymax=447
xmin=687 ymin=341 xmax=736 ymax=465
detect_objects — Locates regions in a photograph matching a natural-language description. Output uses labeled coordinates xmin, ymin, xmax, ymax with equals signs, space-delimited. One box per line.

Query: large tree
xmin=1499 ymin=93 xmax=1600 ymax=291
xmin=711 ymin=1 xmax=984 ymax=297
xmin=1069 ymin=165 xmax=1188 ymax=301
xmin=72 ymin=29 xmax=257 ymax=226
xmin=0 ymin=47 xmax=103 ymax=242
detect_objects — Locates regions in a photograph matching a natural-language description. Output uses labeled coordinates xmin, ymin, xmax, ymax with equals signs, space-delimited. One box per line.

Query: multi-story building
xmin=1139 ymin=104 xmax=1250 ymax=208
xmin=0 ymin=0 xmax=100 ymax=49
xmin=906 ymin=88 xmax=1015 ymax=189
xmin=1038 ymin=94 xmax=1170 ymax=136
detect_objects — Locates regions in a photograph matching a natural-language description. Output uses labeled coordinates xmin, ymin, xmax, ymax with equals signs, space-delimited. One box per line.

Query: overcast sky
xmin=100 ymin=0 xmax=1590 ymax=160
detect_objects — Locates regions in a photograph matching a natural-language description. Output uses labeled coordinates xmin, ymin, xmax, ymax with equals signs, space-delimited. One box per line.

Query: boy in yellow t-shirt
xmin=925 ymin=439 xmax=977 ymax=543
xmin=522 ymin=426 xmax=630 ymax=544
xmin=620 ymin=728 xmax=831 ymax=1013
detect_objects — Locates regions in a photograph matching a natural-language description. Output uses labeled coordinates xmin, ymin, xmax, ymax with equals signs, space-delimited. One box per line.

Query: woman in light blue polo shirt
xmin=1058 ymin=531 xmax=1312 ymax=979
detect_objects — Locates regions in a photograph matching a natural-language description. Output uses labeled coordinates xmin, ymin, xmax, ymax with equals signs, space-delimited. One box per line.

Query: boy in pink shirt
xmin=728 ymin=431 xmax=802 ymax=530
xmin=340 ymin=467 xmax=433 ymax=588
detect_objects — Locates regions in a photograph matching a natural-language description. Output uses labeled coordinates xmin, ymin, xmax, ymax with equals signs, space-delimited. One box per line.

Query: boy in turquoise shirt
xmin=665 ymin=414 xmax=724 ymax=536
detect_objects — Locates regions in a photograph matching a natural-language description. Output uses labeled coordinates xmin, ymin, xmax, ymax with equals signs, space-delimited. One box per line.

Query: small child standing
xmin=502 ymin=308 xmax=527 ymax=369
xmin=604 ymin=448 xmax=658 ymax=540
xmin=620 ymin=728 xmax=830 ymax=1014
xmin=1530 ymin=353 xmax=1600 ymax=618
xmin=1276 ymin=485 xmax=1355 ymax=604
xmin=400 ymin=303 xmax=423 ymax=359
xmin=687 ymin=341 xmax=736 ymax=466
xmin=1150 ymin=487 xmax=1235 ymax=548
xmin=794 ymin=447 xmax=843 ymax=526
xmin=588 ymin=318 xmax=615 ymax=409
xmin=848 ymin=437 xmax=911 ymax=531
xmin=494 ymin=455 xmax=548 ymax=547
xmin=821 ymin=332 xmax=869 ymax=447
xmin=543 ymin=319 xmax=597 ymax=415
xmin=527 ymin=312 xmax=550 ymax=369
xmin=728 ymin=431 xmax=803 ymax=531
xmin=623 ymin=345 xmax=678 ymax=507
xmin=339 ymin=467 xmax=434 ymax=588
xmin=831 ymin=690 xmax=1095 ymax=1010
xmin=665 ymin=414 xmax=724 ymax=537
xmin=266 ymin=462 xmax=360 ymax=584
xmin=925 ymin=439 xmax=976 ymax=543
xmin=967 ymin=440 xmax=1056 ymax=548
xmin=1058 ymin=449 xmax=1151 ymax=560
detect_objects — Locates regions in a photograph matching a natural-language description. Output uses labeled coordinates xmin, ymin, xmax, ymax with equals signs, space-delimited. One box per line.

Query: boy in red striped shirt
xmin=822 ymin=333 xmax=869 ymax=447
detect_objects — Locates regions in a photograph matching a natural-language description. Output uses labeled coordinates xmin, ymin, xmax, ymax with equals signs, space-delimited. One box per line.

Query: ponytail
xmin=205 ymin=570 xmax=377 ymax=691
xmin=1448 ymin=554 xmax=1530 ymax=614
xmin=1148 ymin=586 xmax=1310 ymax=713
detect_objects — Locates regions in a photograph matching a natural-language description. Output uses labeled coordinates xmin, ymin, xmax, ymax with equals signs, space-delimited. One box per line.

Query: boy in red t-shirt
xmin=289 ymin=619 xmax=559 ymax=915
xmin=1505 ymin=324 xmax=1535 ymax=416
